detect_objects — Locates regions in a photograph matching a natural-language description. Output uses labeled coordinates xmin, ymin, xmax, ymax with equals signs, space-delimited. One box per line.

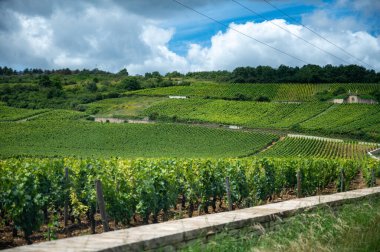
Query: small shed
xmin=331 ymin=92 xmax=378 ymax=104
xmin=95 ymin=117 xmax=125 ymax=123
xmin=346 ymin=94 xmax=377 ymax=104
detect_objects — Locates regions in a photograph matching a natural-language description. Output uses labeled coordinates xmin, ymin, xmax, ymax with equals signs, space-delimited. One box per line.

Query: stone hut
xmin=332 ymin=91 xmax=378 ymax=104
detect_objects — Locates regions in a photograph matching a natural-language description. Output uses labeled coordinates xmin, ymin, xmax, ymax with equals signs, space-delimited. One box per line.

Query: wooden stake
xmin=371 ymin=168 xmax=376 ymax=187
xmin=226 ymin=177 xmax=232 ymax=211
xmin=340 ymin=169 xmax=345 ymax=192
xmin=48 ymin=227 xmax=51 ymax=241
xmin=297 ymin=171 xmax=302 ymax=198
xmin=95 ymin=180 xmax=109 ymax=232
xmin=64 ymin=167 xmax=69 ymax=227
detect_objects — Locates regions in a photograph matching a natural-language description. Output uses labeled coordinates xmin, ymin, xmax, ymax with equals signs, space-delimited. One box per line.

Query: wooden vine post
xmin=297 ymin=171 xmax=302 ymax=198
xmin=64 ymin=167 xmax=69 ymax=227
xmin=371 ymin=168 xmax=376 ymax=187
xmin=95 ymin=180 xmax=110 ymax=232
xmin=225 ymin=177 xmax=232 ymax=211
xmin=340 ymin=169 xmax=345 ymax=192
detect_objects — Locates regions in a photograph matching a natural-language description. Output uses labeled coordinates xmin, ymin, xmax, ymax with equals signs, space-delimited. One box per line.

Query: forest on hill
xmin=1 ymin=64 xmax=380 ymax=83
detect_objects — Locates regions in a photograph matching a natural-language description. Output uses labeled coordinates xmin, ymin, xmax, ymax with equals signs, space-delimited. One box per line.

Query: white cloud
xmin=0 ymin=0 xmax=379 ymax=74
xmin=126 ymin=19 xmax=380 ymax=74
xmin=127 ymin=25 xmax=189 ymax=74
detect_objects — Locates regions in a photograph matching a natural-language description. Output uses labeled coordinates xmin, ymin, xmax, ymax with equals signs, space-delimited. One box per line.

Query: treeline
xmin=0 ymin=66 xmax=114 ymax=76
xmin=2 ymin=64 xmax=380 ymax=83
xmin=186 ymin=65 xmax=380 ymax=83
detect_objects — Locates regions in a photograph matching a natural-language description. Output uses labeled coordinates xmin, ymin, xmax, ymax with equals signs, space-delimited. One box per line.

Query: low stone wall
xmin=288 ymin=134 xmax=344 ymax=143
xmin=368 ymin=148 xmax=380 ymax=160
xmin=5 ymin=187 xmax=380 ymax=252
xmin=94 ymin=117 xmax=125 ymax=123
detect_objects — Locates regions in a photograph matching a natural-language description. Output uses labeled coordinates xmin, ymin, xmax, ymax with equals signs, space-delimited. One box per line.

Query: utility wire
xmin=262 ymin=0 xmax=374 ymax=69
xmin=172 ymin=0 xmax=310 ymax=65
xmin=232 ymin=0 xmax=352 ymax=65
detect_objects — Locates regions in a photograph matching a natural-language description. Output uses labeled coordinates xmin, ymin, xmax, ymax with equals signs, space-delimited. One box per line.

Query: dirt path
xmin=258 ymin=136 xmax=286 ymax=154
xmin=15 ymin=111 xmax=51 ymax=123
xmin=297 ymin=103 xmax=337 ymax=125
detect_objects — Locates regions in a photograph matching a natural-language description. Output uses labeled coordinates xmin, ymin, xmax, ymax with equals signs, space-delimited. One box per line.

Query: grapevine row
xmin=260 ymin=137 xmax=378 ymax=159
xmin=0 ymin=157 xmax=378 ymax=243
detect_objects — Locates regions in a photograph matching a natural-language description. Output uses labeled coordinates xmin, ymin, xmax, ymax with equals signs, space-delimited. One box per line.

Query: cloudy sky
xmin=0 ymin=0 xmax=379 ymax=74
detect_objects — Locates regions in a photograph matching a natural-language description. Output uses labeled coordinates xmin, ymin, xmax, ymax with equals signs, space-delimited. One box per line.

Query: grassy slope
xmin=0 ymin=108 xmax=278 ymax=158
xmin=83 ymin=95 xmax=167 ymax=118
xmin=182 ymin=196 xmax=380 ymax=252
xmin=258 ymin=137 xmax=377 ymax=159
xmin=0 ymin=104 xmax=49 ymax=121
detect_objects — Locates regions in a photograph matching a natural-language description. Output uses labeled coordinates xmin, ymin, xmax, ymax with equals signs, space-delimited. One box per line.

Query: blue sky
xmin=0 ymin=0 xmax=379 ymax=74
xmin=167 ymin=1 xmax=320 ymax=55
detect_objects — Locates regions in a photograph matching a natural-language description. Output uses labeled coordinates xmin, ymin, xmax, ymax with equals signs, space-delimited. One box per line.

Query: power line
xmin=262 ymin=0 xmax=374 ymax=69
xmin=172 ymin=0 xmax=310 ymax=65
xmin=231 ymin=0 xmax=352 ymax=66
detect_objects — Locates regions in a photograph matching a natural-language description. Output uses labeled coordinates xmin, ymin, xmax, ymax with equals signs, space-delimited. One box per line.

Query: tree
xmin=165 ymin=71 xmax=183 ymax=78
xmin=371 ymin=90 xmax=380 ymax=102
xmin=118 ymin=68 xmax=129 ymax=76
xmin=120 ymin=77 xmax=141 ymax=91
xmin=86 ymin=82 xmax=98 ymax=92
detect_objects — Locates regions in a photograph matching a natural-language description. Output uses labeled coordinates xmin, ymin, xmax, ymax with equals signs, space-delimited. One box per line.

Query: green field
xmin=132 ymin=82 xmax=380 ymax=102
xmin=0 ymin=108 xmax=278 ymax=158
xmin=259 ymin=136 xmax=378 ymax=159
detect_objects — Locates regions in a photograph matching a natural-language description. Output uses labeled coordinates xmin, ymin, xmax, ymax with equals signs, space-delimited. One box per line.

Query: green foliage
xmin=83 ymin=95 xmax=167 ymax=119
xmin=255 ymin=95 xmax=270 ymax=102
xmin=86 ymin=82 xmax=98 ymax=92
xmin=371 ymin=89 xmax=380 ymax=102
xmin=117 ymin=68 xmax=129 ymax=76
xmin=0 ymin=104 xmax=49 ymax=121
xmin=120 ymin=77 xmax=141 ymax=91
xmin=333 ymin=86 xmax=346 ymax=96
xmin=0 ymin=156 xmax=377 ymax=241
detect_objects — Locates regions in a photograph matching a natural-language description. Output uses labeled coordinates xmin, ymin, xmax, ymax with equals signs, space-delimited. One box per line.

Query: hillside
xmin=143 ymin=98 xmax=380 ymax=142
xmin=131 ymin=82 xmax=380 ymax=102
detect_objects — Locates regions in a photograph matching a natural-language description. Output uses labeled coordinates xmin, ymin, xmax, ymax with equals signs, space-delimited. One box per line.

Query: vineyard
xmin=299 ymin=103 xmax=380 ymax=140
xmin=144 ymin=99 xmax=331 ymax=128
xmin=0 ymin=110 xmax=278 ymax=158
xmin=1 ymin=157 xmax=378 ymax=243
xmin=131 ymin=82 xmax=380 ymax=102
xmin=259 ymin=136 xmax=379 ymax=159
xmin=144 ymin=99 xmax=380 ymax=141
xmin=1 ymin=80 xmax=379 ymax=249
